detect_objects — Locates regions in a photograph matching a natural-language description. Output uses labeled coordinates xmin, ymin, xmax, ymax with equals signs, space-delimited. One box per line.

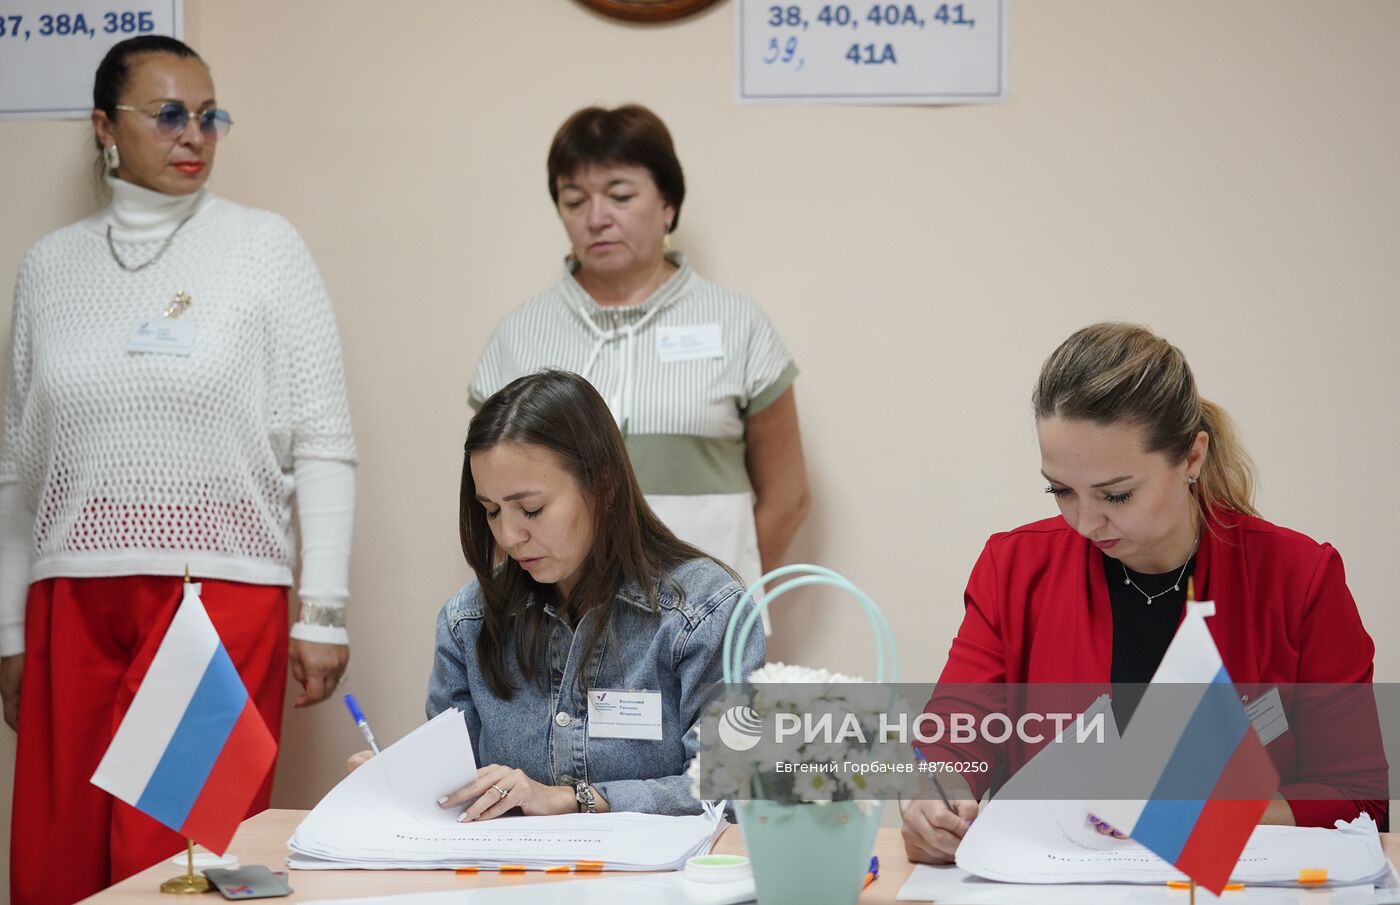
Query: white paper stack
xmin=950 ymin=696 xmax=1392 ymax=890
xmin=288 ymin=709 xmax=726 ymax=871
xmin=304 ymin=872 xmax=756 ymax=905
xmin=957 ymin=804 xmax=1393 ymax=888
xmin=899 ymin=858 xmax=1400 ymax=905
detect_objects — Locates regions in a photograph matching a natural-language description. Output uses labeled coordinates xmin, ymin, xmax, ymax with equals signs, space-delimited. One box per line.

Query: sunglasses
xmin=114 ymin=102 xmax=233 ymax=140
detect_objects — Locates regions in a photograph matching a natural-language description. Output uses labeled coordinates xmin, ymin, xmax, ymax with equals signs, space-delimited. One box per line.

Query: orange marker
xmin=498 ymin=865 xmax=527 ymax=873
xmin=544 ymin=865 xmax=570 ymax=874
xmin=1299 ymin=869 xmax=1328 ymax=885
xmin=574 ymin=860 xmax=606 ymax=873
xmin=453 ymin=867 xmax=479 ymax=875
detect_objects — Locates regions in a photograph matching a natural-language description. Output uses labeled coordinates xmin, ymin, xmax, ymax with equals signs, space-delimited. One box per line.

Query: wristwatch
xmin=574 ymin=781 xmax=598 ymax=814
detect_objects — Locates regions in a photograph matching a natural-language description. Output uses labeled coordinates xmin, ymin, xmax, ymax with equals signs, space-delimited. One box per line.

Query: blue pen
xmin=862 ymin=856 xmax=879 ymax=889
xmin=343 ymin=693 xmax=380 ymax=755
xmin=913 ymin=748 xmax=956 ymax=813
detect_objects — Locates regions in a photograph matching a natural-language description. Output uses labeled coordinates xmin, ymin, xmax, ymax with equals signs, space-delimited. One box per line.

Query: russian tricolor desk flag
xmin=1093 ymin=603 xmax=1280 ymax=895
xmin=91 ymin=583 xmax=277 ymax=854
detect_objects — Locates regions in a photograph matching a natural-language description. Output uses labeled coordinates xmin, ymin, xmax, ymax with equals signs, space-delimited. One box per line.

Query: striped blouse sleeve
xmin=468 ymin=325 xmax=508 ymax=412
xmin=741 ymin=304 xmax=797 ymax=416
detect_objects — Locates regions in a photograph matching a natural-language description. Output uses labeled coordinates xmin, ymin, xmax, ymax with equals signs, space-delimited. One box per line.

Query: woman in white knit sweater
xmin=0 ymin=37 xmax=356 ymax=905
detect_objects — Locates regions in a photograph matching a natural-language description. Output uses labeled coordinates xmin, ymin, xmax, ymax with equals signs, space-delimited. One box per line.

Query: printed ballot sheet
xmin=288 ymin=709 xmax=725 ymax=870
xmin=304 ymin=873 xmax=757 ymax=905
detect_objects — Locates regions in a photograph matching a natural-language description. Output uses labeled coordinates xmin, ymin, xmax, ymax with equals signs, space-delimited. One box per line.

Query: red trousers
xmin=10 ymin=577 xmax=288 ymax=905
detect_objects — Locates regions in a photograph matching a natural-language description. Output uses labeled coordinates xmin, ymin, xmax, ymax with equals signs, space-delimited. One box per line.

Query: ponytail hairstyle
xmin=460 ymin=370 xmax=711 ymax=700
xmin=1032 ymin=322 xmax=1258 ymax=520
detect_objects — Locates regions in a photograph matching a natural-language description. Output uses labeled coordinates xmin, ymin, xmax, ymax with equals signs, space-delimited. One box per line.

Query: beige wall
xmin=1 ymin=0 xmax=1397 ymax=893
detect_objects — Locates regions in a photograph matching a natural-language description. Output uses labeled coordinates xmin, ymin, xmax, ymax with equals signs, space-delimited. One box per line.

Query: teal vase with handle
xmin=736 ymin=799 xmax=883 ymax=905
xmin=721 ymin=565 xmax=898 ymax=905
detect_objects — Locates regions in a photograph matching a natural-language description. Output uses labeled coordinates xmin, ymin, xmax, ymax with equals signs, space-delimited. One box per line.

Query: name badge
xmin=587 ymin=689 xmax=663 ymax=740
xmin=128 ymin=320 xmax=196 ymax=356
xmin=656 ymin=324 xmax=723 ymax=363
xmin=1243 ymin=685 xmax=1288 ymax=746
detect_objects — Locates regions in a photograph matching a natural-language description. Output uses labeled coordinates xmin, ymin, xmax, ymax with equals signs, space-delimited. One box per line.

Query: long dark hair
xmin=461 ymin=370 xmax=710 ymax=699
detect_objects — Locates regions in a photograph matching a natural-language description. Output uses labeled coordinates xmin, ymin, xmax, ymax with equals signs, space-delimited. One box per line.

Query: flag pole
xmin=1188 ymin=577 xmax=1197 ymax=905
xmin=159 ymin=568 xmax=210 ymax=894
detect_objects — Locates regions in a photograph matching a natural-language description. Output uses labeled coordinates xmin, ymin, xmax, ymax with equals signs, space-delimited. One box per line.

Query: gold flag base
xmin=160 ymin=839 xmax=210 ymax=895
xmin=159 ymin=875 xmax=209 ymax=895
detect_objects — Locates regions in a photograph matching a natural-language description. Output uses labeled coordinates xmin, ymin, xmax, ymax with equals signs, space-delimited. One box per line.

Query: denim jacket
xmin=426 ymin=557 xmax=764 ymax=816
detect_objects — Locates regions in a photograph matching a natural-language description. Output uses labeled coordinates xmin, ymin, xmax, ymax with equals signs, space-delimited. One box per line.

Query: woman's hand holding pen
xmin=900 ymin=798 xmax=979 ymax=864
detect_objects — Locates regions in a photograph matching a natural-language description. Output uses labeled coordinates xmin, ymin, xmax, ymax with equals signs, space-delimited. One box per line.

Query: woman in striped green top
xmin=470 ymin=105 xmax=809 ymax=600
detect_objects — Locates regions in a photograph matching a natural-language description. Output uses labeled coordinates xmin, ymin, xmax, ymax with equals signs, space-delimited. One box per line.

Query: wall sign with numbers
xmin=736 ymin=0 xmax=1005 ymax=105
xmin=0 ymin=0 xmax=181 ymax=119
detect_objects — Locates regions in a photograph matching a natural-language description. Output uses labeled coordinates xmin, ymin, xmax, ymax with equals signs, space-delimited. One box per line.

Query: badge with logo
xmin=127 ymin=319 xmax=196 ymax=356
xmin=656 ymin=323 xmax=724 ymax=363
xmin=586 ymin=689 xmax=663 ymax=740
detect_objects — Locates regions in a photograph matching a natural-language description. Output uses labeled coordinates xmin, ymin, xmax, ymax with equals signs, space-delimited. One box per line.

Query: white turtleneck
xmin=102 ymin=174 xmax=211 ymax=242
xmin=0 ymin=177 xmax=358 ymax=654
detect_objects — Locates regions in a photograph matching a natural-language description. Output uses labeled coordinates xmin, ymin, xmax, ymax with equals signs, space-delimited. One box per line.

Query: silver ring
xmin=492 ymin=784 xmax=509 ymax=801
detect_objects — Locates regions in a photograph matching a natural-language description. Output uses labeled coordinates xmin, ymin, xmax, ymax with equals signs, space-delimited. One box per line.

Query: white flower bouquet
xmin=688 ymin=661 xmax=912 ymax=813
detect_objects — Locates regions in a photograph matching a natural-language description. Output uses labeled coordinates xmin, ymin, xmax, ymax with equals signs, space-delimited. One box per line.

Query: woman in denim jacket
xmin=426 ymin=369 xmax=763 ymax=820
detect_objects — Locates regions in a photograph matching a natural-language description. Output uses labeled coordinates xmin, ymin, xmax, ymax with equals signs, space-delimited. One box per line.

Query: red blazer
xmin=928 ymin=512 xmax=1385 ymax=828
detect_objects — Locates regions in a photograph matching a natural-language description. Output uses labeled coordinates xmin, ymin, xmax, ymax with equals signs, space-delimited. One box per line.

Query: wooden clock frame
xmin=575 ymin=0 xmax=724 ymax=23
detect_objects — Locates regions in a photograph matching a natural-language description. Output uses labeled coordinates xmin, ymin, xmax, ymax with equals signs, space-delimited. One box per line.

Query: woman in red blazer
xmin=902 ymin=322 xmax=1383 ymax=864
